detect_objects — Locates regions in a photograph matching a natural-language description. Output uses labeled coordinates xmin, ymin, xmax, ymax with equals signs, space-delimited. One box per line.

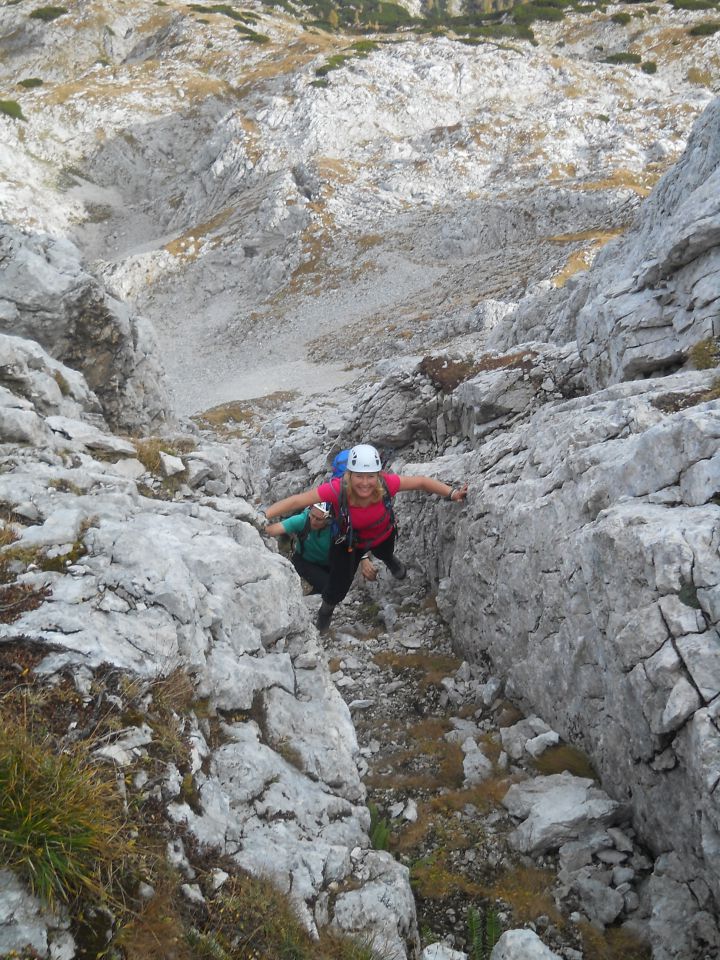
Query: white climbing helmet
xmin=348 ymin=444 xmax=381 ymax=473
xmin=312 ymin=502 xmax=332 ymax=517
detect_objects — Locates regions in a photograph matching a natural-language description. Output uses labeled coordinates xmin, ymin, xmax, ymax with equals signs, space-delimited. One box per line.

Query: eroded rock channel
xmin=318 ymin=568 xmax=663 ymax=960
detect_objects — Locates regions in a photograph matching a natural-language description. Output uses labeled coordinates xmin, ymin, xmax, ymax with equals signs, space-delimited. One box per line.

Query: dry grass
xmin=531 ymin=743 xmax=599 ymax=779
xmin=573 ymin=167 xmax=661 ymax=197
xmin=0 ymin=711 xmax=130 ymax=908
xmin=133 ymin=437 xmax=195 ymax=474
xmin=418 ymin=350 xmax=538 ymax=393
xmin=482 ymin=864 xmax=561 ymax=924
xmin=164 ymin=207 xmax=235 ymax=261
xmin=688 ymin=336 xmax=720 ymax=369
xmin=372 ymin=651 xmax=463 ymax=690
xmin=193 ymin=391 xmax=299 ymax=437
xmin=577 ymin=920 xmax=652 ymax=960
xmin=549 ymin=229 xmax=624 ymax=287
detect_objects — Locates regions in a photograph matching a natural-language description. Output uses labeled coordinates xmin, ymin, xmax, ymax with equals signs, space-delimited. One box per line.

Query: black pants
xmin=291 ymin=553 xmax=330 ymax=595
xmin=322 ymin=531 xmax=396 ymax=606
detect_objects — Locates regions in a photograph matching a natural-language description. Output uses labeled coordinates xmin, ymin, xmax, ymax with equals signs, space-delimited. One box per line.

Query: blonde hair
xmin=343 ymin=471 xmax=383 ymax=506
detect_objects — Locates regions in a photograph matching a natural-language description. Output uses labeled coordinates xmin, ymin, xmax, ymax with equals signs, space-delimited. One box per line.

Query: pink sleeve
xmin=317 ymin=478 xmax=341 ymax=508
xmin=383 ymin=473 xmax=402 ymax=497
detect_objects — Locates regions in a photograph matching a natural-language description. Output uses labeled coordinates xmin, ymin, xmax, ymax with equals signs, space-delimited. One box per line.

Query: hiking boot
xmin=316 ymin=601 xmax=335 ymax=633
xmin=387 ymin=556 xmax=406 ymax=580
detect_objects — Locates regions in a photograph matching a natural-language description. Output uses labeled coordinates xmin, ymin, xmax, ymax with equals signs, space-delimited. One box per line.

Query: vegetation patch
xmin=689 ymin=336 xmax=720 ymax=369
xmin=603 ymin=51 xmax=642 ymax=64
xmin=188 ymin=3 xmax=259 ymax=22
xmin=652 ymin=378 xmax=720 ymax=413
xmin=513 ymin=2 xmax=565 ymax=22
xmin=641 ymin=60 xmax=657 ymax=73
xmin=530 ymin=743 xmax=598 ymax=779
xmin=611 ymin=11 xmax=631 ymax=23
xmin=373 ymin=650 xmax=463 ymax=690
xmin=18 ymin=77 xmax=44 ymax=88
xmin=132 ymin=436 xmax=195 ymax=475
xmin=482 ymin=864 xmax=561 ymax=924
xmin=28 ymin=4 xmax=68 ymax=20
xmin=419 ymin=350 xmax=537 ymax=393
xmin=577 ymin=920 xmax=652 ymax=959
xmin=0 ymin=711 xmax=130 ymax=907
xmin=689 ymin=18 xmax=720 ymax=32
xmin=193 ymin=391 xmax=298 ymax=437
xmin=234 ymin=24 xmax=271 ymax=41
xmin=670 ymin=0 xmax=717 ymax=8
xmin=187 ymin=872 xmax=386 ymax=959
xmin=0 ymin=99 xmax=27 ymax=121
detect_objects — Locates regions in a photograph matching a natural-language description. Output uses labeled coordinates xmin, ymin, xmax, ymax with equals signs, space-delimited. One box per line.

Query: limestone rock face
xmin=490 ymin=98 xmax=720 ymax=389
xmin=0 ymin=342 xmax=417 ymax=960
xmin=0 ymin=224 xmax=170 ymax=433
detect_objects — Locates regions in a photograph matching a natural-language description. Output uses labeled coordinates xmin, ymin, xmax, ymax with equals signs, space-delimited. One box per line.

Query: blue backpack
xmin=331 ymin=450 xmax=349 ymax=478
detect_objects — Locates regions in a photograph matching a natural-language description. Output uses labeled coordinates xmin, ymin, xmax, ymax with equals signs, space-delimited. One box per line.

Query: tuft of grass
xmin=373 ymin=651 xmax=463 ymax=691
xmin=0 ymin=715 xmax=128 ymax=908
xmin=689 ymin=18 xmax=720 ymax=32
xmin=368 ymin=803 xmax=391 ymax=850
xmin=611 ymin=11 xmax=631 ymax=23
xmin=18 ymin=77 xmax=44 ymax=88
xmin=0 ymin=99 xmax=27 ymax=121
xmin=411 ymin=852 xmax=483 ymax=900
xmin=28 ymin=5 xmax=68 ymax=20
xmin=530 ymin=743 xmax=598 ymax=780
xmin=671 ymin=0 xmax=716 ymax=8
xmin=577 ymin=919 xmax=652 ymax=960
xmin=689 ymin=337 xmax=720 ymax=369
xmin=483 ymin=865 xmax=561 ymax=924
xmin=419 ymin=350 xmax=537 ymax=393
xmin=132 ymin=437 xmax=194 ymax=474
xmin=187 ymin=873 xmax=389 ymax=959
xmin=641 ymin=60 xmax=657 ymax=73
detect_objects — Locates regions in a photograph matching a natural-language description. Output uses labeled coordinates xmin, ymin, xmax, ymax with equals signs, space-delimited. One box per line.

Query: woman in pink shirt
xmin=264 ymin=444 xmax=468 ymax=632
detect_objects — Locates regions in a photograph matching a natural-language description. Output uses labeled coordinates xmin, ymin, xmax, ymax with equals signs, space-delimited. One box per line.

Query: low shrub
xmin=28 ymin=5 xmax=68 ymax=20
xmin=689 ymin=19 xmax=720 ymax=32
xmin=188 ymin=2 xmax=257 ymax=22
xmin=0 ymin=99 xmax=26 ymax=121
xmin=513 ymin=2 xmax=565 ymax=22
xmin=670 ymin=0 xmax=716 ymax=8
xmin=18 ymin=77 xmax=43 ymax=88
xmin=611 ymin=10 xmax=631 ymax=22
xmin=234 ymin=26 xmax=270 ymax=41
xmin=603 ymin=50 xmax=642 ymax=63
xmin=641 ymin=59 xmax=657 ymax=72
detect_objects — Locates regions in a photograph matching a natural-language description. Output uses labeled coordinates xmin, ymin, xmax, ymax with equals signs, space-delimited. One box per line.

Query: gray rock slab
xmin=503 ymin=773 xmax=622 ymax=854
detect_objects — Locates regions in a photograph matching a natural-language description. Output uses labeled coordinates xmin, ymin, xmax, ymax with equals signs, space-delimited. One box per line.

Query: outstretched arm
xmin=398 ymin=475 xmax=468 ymax=501
xmin=265 ymin=488 xmax=321 ymax=520
xmin=265 ymin=522 xmax=288 ymax=537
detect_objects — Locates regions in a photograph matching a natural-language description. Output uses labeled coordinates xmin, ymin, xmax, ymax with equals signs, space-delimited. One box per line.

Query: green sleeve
xmin=281 ymin=511 xmax=308 ymax=535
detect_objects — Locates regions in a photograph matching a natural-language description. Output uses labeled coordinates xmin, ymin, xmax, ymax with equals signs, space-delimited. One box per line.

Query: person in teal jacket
xmin=266 ymin=502 xmax=376 ymax=595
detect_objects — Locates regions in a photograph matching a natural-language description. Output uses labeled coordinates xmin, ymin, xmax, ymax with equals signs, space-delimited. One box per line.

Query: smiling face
xmin=309 ymin=508 xmax=329 ymax=528
xmin=348 ymin=470 xmax=380 ymax=502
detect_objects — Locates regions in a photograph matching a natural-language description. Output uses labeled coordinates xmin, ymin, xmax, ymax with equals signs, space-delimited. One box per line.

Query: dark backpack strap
xmin=293 ymin=511 xmax=313 ymax=556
